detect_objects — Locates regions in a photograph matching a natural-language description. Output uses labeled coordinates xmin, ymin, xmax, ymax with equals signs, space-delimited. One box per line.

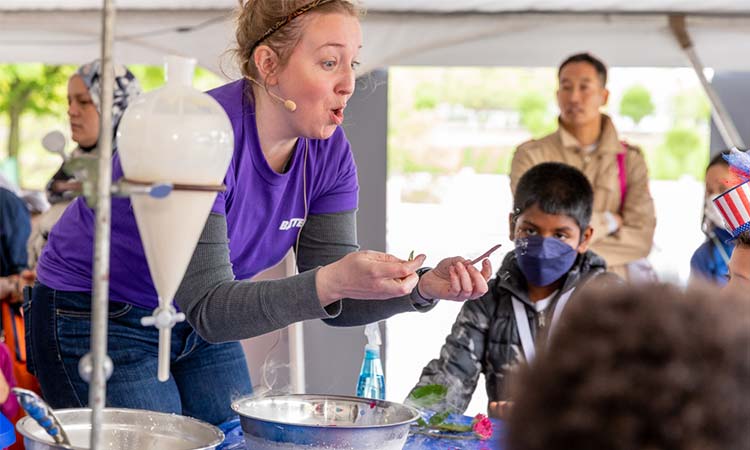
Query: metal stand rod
xmin=669 ymin=14 xmax=746 ymax=150
xmin=89 ymin=0 xmax=116 ymax=448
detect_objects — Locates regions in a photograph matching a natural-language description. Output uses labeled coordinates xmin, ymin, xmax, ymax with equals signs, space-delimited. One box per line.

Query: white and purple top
xmin=37 ymin=79 xmax=359 ymax=309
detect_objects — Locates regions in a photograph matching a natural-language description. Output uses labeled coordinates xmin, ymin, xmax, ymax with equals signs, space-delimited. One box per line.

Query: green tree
xmin=672 ymin=89 xmax=710 ymax=127
xmin=619 ymin=84 xmax=654 ymax=126
xmin=517 ymin=92 xmax=556 ymax=138
xmin=128 ymin=65 xmax=166 ymax=91
xmin=413 ymin=82 xmax=439 ymax=110
xmin=129 ymin=65 xmax=223 ymax=93
xmin=0 ymin=64 xmax=70 ymax=181
xmin=649 ymin=127 xmax=706 ymax=180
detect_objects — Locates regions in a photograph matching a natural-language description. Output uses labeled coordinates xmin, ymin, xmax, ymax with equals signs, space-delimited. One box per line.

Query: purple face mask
xmin=514 ymin=235 xmax=578 ymax=286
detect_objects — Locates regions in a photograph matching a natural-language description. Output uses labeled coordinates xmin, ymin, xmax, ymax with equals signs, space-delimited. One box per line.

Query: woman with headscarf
xmin=45 ymin=60 xmax=141 ymax=204
xmin=25 ymin=60 xmax=142 ymax=398
xmin=28 ymin=61 xmax=141 ymax=271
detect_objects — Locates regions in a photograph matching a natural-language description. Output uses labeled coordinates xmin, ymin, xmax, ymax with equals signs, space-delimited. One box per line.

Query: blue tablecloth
xmin=217 ymin=414 xmax=504 ymax=450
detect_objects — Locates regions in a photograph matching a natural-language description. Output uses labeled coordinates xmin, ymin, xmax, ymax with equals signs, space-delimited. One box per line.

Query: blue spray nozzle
xmin=358 ymin=322 xmax=385 ymax=400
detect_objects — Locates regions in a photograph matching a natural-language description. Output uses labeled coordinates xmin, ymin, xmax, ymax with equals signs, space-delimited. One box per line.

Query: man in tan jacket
xmin=510 ymin=53 xmax=656 ymax=280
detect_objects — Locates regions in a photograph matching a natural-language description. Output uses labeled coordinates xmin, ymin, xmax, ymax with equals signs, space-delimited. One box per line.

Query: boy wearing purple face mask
xmin=407 ymin=162 xmax=618 ymax=418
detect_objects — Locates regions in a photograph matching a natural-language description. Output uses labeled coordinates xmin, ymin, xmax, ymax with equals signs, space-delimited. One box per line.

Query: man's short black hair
xmin=513 ymin=162 xmax=593 ymax=231
xmin=558 ymin=52 xmax=607 ymax=86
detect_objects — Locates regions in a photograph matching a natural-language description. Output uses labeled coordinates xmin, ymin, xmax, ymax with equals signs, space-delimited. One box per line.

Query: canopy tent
xmin=3 ymin=0 xmax=749 ymax=402
xmin=2 ymin=1 xmax=750 ymax=75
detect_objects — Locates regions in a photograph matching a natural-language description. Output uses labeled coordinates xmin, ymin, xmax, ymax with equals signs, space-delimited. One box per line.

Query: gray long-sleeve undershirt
xmin=174 ymin=210 xmax=435 ymax=343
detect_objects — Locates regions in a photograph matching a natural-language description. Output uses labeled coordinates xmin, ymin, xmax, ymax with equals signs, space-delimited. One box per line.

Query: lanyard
xmin=512 ymin=289 xmax=575 ymax=363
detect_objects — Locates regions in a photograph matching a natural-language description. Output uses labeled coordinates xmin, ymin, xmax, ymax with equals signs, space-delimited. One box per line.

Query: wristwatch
xmin=411 ymin=267 xmax=436 ymax=308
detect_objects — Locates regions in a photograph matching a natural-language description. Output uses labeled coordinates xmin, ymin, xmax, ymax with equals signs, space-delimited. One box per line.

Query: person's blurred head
xmin=703 ymin=152 xmax=732 ymax=232
xmin=510 ymin=163 xmax=594 ymax=287
xmin=508 ymin=283 xmax=750 ymax=450
xmin=234 ymin=0 xmax=364 ymax=139
xmin=557 ymin=53 xmax=609 ymax=131
xmin=67 ymin=60 xmax=141 ymax=149
xmin=705 ymin=152 xmax=731 ymax=198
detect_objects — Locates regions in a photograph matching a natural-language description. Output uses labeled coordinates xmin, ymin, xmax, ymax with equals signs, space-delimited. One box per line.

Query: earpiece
xmin=247 ymin=77 xmax=297 ymax=112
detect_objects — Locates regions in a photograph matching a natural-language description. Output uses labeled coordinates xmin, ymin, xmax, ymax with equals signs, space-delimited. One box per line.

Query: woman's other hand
xmin=418 ymin=257 xmax=491 ymax=301
xmin=316 ymin=250 xmax=426 ymax=305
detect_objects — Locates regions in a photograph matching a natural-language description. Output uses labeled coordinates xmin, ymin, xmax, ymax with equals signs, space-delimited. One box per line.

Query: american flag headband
xmin=713 ymin=148 xmax=750 ymax=240
xmin=712 ymin=179 xmax=750 ymax=240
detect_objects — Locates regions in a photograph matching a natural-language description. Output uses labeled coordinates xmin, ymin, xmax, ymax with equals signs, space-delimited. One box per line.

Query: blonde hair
xmin=233 ymin=0 xmax=362 ymax=81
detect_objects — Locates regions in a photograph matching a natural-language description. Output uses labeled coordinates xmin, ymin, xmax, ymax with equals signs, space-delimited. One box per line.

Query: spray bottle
xmin=356 ymin=322 xmax=385 ymax=400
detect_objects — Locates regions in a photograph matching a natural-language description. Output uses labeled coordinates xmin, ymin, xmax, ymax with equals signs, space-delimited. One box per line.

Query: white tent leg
xmin=670 ymin=14 xmax=746 ymax=150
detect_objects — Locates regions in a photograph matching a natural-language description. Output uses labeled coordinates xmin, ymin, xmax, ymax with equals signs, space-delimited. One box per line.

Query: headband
xmin=249 ymin=0 xmax=336 ymax=55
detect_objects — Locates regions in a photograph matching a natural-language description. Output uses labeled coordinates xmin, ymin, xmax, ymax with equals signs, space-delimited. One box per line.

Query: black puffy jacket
xmin=407 ymin=249 xmax=608 ymax=413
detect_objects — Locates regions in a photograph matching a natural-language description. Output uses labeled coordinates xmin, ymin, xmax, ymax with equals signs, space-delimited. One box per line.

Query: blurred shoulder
xmin=516 ymin=130 xmax=561 ymax=155
xmin=621 ymin=141 xmax=644 ymax=156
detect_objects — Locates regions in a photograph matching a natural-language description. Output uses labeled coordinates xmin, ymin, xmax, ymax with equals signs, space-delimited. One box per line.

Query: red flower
xmin=471 ymin=413 xmax=493 ymax=440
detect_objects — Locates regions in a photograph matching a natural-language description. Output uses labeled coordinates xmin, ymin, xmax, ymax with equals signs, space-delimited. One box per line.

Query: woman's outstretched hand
xmin=417 ymin=257 xmax=492 ymax=302
xmin=316 ymin=250 xmax=427 ymax=306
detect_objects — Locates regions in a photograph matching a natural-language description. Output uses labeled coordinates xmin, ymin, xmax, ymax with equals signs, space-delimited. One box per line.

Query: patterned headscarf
xmin=74 ymin=59 xmax=142 ymax=141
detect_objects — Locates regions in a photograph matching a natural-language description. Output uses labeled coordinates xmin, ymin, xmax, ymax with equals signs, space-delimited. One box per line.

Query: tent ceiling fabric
xmin=1 ymin=2 xmax=750 ymax=72
xmin=4 ymin=0 xmax=750 ymax=13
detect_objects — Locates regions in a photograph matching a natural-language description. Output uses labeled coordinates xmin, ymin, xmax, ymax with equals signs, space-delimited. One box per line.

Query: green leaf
xmin=407 ymin=384 xmax=447 ymax=408
xmin=433 ymin=422 xmax=472 ymax=433
xmin=416 ymin=418 xmax=428 ymax=427
xmin=428 ymin=410 xmax=451 ymax=426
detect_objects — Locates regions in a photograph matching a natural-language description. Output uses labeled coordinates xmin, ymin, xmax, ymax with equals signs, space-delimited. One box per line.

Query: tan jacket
xmin=510 ymin=115 xmax=656 ymax=278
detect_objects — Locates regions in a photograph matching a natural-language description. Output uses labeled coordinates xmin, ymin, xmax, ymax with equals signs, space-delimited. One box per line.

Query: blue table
xmin=217 ymin=415 xmax=504 ymax=450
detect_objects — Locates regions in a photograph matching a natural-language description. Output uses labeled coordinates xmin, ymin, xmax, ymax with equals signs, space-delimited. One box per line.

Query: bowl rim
xmin=231 ymin=393 xmax=421 ymax=429
xmin=16 ymin=407 xmax=224 ymax=450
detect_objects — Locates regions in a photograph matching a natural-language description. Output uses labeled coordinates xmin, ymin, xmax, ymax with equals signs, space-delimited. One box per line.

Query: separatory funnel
xmin=116 ymin=55 xmax=233 ymax=381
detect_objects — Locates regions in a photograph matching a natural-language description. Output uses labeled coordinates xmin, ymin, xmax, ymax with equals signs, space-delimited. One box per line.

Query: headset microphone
xmin=248 ymin=77 xmax=297 ymax=112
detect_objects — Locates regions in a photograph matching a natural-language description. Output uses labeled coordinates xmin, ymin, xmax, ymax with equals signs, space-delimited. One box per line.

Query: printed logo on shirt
xmin=279 ymin=217 xmax=305 ymax=231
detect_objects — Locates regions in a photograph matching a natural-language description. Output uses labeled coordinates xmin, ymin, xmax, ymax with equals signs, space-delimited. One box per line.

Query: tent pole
xmin=669 ymin=14 xmax=745 ymax=150
xmin=89 ymin=0 xmax=116 ymax=448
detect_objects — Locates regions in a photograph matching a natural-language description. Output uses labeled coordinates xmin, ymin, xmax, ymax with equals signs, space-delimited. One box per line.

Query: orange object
xmin=2 ymin=300 xmax=41 ymax=450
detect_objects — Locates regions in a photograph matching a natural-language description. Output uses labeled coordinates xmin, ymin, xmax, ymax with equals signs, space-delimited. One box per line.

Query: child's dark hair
xmin=736 ymin=230 xmax=750 ymax=247
xmin=558 ymin=52 xmax=607 ymax=86
xmin=513 ymin=162 xmax=593 ymax=230
xmin=508 ymin=283 xmax=750 ymax=450
xmin=708 ymin=151 xmax=730 ymax=170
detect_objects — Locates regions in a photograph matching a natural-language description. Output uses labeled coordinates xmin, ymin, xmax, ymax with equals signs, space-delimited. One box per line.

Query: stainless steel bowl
xmin=232 ymin=394 xmax=420 ymax=450
xmin=16 ymin=408 xmax=224 ymax=450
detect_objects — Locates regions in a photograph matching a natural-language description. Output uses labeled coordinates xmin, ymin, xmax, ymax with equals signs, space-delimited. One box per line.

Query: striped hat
xmin=713 ymin=180 xmax=750 ymax=239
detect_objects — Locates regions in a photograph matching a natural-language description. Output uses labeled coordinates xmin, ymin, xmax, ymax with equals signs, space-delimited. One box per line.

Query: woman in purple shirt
xmin=28 ymin=0 xmax=492 ymax=425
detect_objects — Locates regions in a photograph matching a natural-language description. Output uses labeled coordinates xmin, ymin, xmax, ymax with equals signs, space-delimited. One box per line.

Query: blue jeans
xmin=24 ymin=282 xmax=252 ymax=425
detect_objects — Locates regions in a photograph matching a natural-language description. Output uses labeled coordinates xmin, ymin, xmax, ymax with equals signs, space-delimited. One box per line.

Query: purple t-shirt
xmin=36 ymin=79 xmax=359 ymax=309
